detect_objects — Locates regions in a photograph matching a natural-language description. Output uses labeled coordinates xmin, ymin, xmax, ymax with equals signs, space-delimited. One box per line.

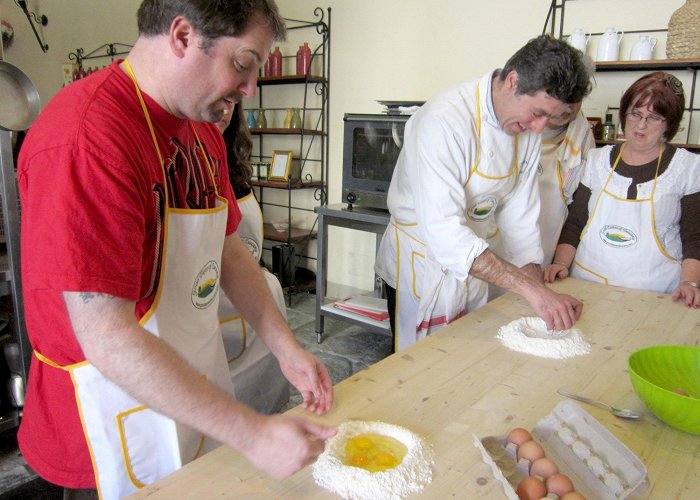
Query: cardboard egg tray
xmin=473 ymin=401 xmax=649 ymax=499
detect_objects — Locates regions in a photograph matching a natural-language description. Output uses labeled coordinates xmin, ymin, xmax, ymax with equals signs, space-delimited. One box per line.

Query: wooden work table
xmin=131 ymin=279 xmax=699 ymax=499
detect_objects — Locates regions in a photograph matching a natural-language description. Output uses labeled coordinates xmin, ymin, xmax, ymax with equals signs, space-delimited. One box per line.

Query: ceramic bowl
xmin=628 ymin=345 xmax=700 ymax=435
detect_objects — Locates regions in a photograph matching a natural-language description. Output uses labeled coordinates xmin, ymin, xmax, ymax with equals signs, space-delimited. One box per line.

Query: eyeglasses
xmin=626 ymin=110 xmax=666 ymax=126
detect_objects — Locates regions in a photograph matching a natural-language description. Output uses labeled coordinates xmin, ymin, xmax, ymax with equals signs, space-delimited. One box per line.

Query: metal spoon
xmin=557 ymin=389 xmax=644 ymax=420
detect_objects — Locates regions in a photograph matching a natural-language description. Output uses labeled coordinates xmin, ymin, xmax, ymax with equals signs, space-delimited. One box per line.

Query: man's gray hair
xmin=499 ymin=35 xmax=593 ymax=104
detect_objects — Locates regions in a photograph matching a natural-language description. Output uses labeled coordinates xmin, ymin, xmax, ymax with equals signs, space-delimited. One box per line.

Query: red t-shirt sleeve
xmin=20 ymin=144 xmax=148 ymax=301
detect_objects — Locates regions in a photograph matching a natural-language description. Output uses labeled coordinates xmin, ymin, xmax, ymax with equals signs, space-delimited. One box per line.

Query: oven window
xmin=352 ymin=123 xmax=404 ymax=181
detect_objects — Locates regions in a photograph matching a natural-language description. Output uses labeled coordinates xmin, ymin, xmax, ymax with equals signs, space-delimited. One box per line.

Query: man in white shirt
xmin=375 ymin=35 xmax=592 ymax=351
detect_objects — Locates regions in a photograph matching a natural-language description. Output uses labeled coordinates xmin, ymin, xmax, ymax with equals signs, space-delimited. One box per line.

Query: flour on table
xmin=312 ymin=420 xmax=434 ymax=500
xmin=496 ymin=317 xmax=590 ymax=359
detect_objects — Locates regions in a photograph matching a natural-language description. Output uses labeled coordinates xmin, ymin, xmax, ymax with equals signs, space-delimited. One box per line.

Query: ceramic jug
xmin=568 ymin=28 xmax=590 ymax=53
xmin=630 ymin=35 xmax=657 ymax=61
xmin=596 ymin=27 xmax=624 ymax=61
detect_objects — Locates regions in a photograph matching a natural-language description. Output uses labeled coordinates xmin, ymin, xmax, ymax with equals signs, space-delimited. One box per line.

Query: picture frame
xmin=269 ymin=150 xmax=293 ymax=181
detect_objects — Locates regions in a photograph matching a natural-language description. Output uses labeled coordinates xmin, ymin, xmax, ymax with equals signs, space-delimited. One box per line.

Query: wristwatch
xmin=681 ymin=280 xmax=699 ymax=288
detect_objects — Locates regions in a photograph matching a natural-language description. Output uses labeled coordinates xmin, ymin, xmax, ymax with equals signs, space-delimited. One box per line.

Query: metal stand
xmin=0 ymin=130 xmax=29 ymax=431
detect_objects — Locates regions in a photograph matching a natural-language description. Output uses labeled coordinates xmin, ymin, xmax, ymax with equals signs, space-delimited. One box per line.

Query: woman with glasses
xmin=544 ymin=71 xmax=700 ymax=308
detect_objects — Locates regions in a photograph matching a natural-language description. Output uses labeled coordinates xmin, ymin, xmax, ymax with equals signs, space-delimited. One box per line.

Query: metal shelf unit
xmin=250 ymin=7 xmax=331 ymax=289
xmin=0 ymin=131 xmax=30 ymax=433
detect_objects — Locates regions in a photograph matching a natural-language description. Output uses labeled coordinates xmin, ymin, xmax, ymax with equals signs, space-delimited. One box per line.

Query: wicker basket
xmin=667 ymin=0 xmax=700 ymax=59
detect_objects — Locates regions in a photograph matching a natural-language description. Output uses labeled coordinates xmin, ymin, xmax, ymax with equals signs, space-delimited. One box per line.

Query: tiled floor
xmin=0 ymin=291 xmax=392 ymax=497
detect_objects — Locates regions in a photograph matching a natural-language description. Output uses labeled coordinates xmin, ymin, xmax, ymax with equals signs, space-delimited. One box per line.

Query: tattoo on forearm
xmin=79 ymin=292 xmax=115 ymax=304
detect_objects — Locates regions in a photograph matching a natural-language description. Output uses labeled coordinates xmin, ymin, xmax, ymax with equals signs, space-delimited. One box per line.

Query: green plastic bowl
xmin=628 ymin=345 xmax=700 ymax=435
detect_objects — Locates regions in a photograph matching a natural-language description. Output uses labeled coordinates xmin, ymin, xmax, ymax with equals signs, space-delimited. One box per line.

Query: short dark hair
xmin=137 ymin=0 xmax=286 ymax=49
xmin=500 ymin=35 xmax=593 ymax=104
xmin=619 ymin=71 xmax=685 ymax=141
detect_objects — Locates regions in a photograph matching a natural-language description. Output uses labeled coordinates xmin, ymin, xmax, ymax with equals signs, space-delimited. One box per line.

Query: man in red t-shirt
xmin=17 ymin=1 xmax=335 ymax=498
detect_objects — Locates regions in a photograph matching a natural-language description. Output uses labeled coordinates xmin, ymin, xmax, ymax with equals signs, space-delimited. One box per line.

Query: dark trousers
xmin=384 ymin=280 xmax=397 ymax=337
xmin=63 ymin=488 xmax=99 ymax=500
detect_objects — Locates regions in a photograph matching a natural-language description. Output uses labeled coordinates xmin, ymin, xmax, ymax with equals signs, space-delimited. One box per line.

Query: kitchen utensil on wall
xmin=630 ymin=35 xmax=657 ymax=60
xmin=568 ymin=28 xmax=590 ymax=53
xmin=0 ymin=60 xmax=41 ymax=132
xmin=596 ymin=28 xmax=624 ymax=62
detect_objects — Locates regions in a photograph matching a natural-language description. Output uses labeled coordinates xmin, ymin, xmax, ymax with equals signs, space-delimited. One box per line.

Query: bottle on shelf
xmin=291 ymin=108 xmax=302 ymax=129
xmin=264 ymin=51 xmax=273 ymax=77
xmin=296 ymin=42 xmax=312 ymax=76
xmin=601 ymin=112 xmax=616 ymax=141
xmin=255 ymin=109 xmax=268 ymax=128
xmin=270 ymin=46 xmax=283 ymax=77
xmin=246 ymin=109 xmax=257 ymax=129
xmin=283 ymin=108 xmax=294 ymax=128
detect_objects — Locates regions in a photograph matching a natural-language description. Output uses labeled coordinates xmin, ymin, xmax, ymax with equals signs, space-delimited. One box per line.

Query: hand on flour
xmin=279 ymin=346 xmax=334 ymax=414
xmin=245 ymin=414 xmax=336 ymax=479
xmin=527 ymin=287 xmax=582 ymax=331
xmin=543 ymin=263 xmax=569 ymax=283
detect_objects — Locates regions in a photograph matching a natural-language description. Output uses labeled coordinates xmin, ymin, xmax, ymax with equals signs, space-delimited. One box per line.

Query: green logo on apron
xmin=192 ymin=260 xmax=220 ymax=309
xmin=599 ymin=225 xmax=637 ymax=248
xmin=468 ymin=196 xmax=497 ymax=221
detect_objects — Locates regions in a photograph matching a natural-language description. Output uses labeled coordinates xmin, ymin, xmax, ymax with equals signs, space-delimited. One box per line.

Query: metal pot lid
xmin=0 ymin=60 xmax=41 ymax=132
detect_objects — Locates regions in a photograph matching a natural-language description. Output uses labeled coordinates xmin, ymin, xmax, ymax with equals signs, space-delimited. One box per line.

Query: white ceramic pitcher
xmin=568 ymin=28 xmax=591 ymax=53
xmin=630 ymin=35 xmax=657 ymax=61
xmin=597 ymin=28 xmax=624 ymax=61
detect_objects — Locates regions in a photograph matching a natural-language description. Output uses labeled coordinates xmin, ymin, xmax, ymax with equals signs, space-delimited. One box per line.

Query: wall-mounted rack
xmin=68 ymin=42 xmax=133 ymax=70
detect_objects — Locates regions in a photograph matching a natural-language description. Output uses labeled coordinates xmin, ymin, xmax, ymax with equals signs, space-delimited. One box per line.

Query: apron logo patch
xmin=192 ymin=260 xmax=220 ymax=309
xmin=599 ymin=225 xmax=637 ymax=248
xmin=468 ymin=196 xmax=497 ymax=221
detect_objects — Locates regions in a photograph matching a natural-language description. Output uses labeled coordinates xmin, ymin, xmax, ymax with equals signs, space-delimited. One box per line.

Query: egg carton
xmin=473 ymin=400 xmax=649 ymax=499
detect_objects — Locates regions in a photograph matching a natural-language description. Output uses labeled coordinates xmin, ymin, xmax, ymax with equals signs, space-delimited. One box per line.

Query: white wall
xmin=0 ymin=0 xmax=141 ymax=100
xmin=0 ymin=0 xmax=687 ymax=291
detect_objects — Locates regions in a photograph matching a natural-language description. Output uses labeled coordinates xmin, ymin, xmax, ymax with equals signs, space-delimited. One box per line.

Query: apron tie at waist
xmin=33 ymin=349 xmax=88 ymax=370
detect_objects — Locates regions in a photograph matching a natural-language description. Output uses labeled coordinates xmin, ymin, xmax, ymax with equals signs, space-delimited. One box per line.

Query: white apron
xmin=391 ymin=84 xmax=520 ymax=351
xmin=571 ymin=145 xmax=681 ymax=293
xmin=35 ymin=60 xmax=234 ymax=499
xmin=538 ymin=112 xmax=593 ymax=264
xmin=219 ymin=192 xmax=288 ymax=414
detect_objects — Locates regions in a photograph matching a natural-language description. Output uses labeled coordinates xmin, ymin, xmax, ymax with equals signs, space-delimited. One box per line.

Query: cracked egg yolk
xmin=343 ymin=433 xmax=408 ymax=472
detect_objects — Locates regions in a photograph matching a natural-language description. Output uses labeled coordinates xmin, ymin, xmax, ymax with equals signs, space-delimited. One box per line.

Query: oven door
xmin=342 ymin=113 xmax=410 ymax=210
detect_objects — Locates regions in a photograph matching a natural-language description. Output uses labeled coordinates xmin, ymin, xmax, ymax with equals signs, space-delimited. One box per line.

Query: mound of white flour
xmin=312 ymin=420 xmax=434 ymax=500
xmin=496 ymin=316 xmax=591 ymax=359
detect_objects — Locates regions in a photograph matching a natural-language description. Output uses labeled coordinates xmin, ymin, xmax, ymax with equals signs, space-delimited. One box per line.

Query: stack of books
xmin=333 ymin=295 xmax=389 ymax=322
